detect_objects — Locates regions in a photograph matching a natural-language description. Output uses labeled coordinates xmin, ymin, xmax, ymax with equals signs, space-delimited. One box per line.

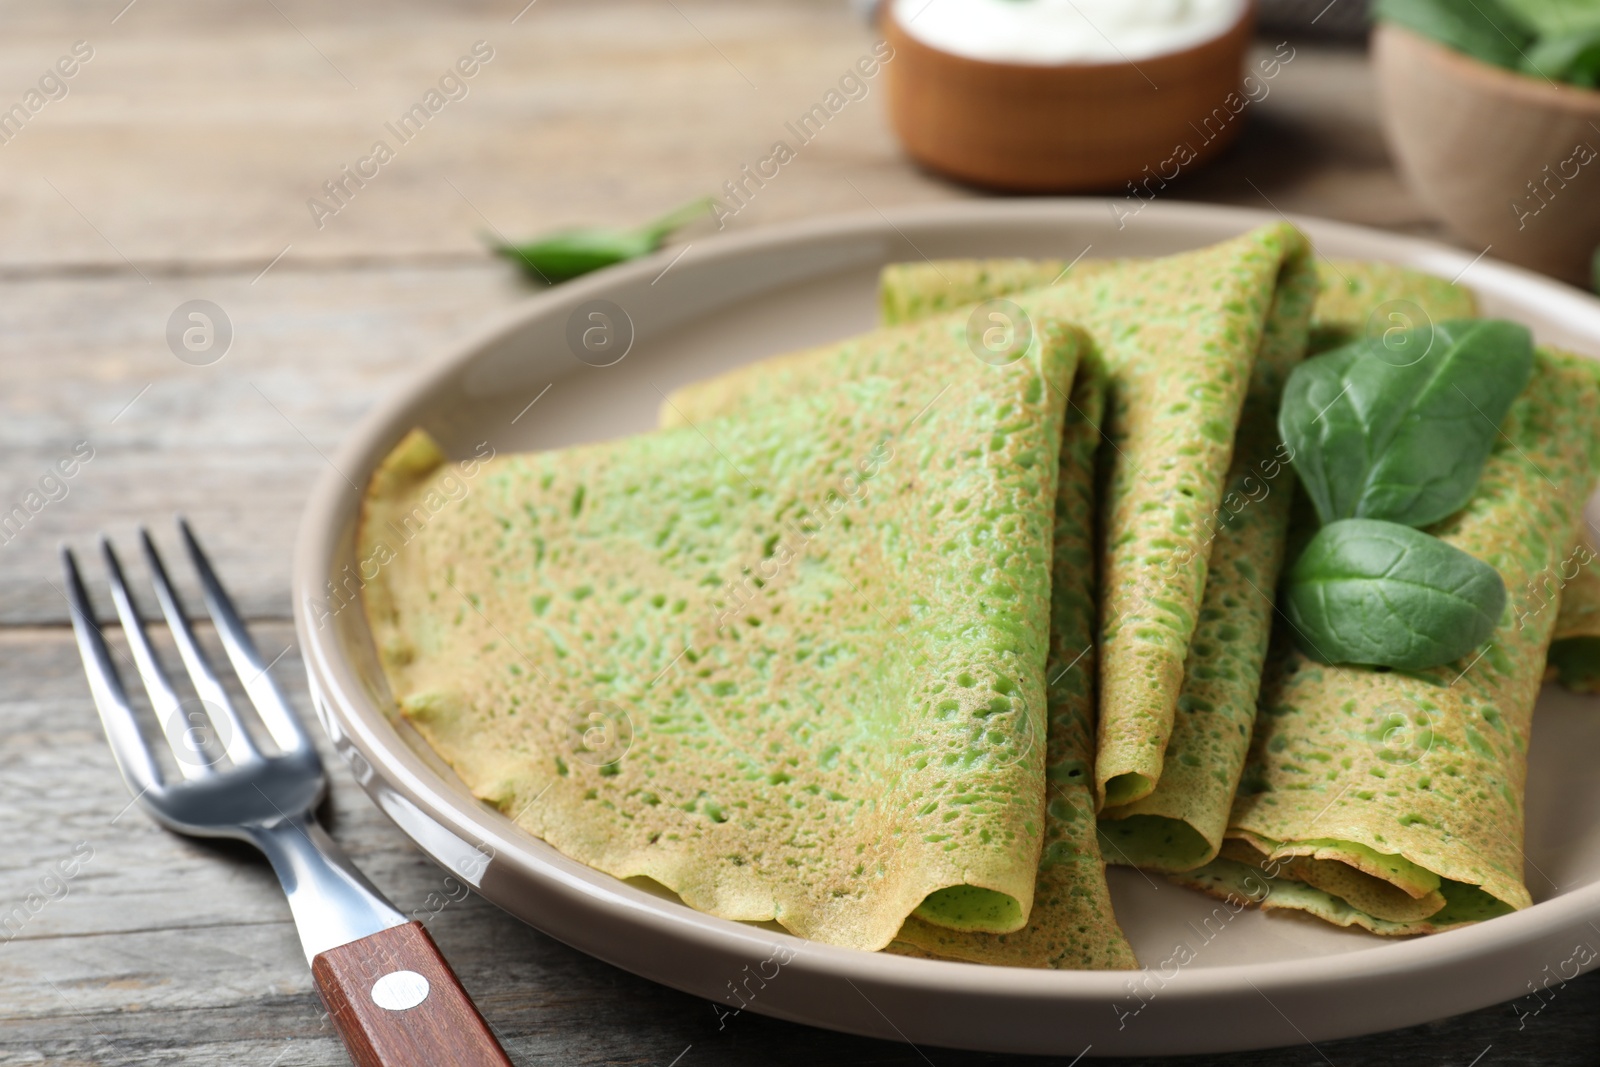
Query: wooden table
xmin=3 ymin=2 xmax=1596 ymax=1063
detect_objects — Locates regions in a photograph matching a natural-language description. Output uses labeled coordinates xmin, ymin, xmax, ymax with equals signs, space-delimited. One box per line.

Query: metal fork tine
xmin=177 ymin=518 xmax=313 ymax=755
xmin=140 ymin=528 xmax=262 ymax=768
xmin=62 ymin=545 xmax=165 ymax=796
xmin=99 ymin=538 xmax=216 ymax=780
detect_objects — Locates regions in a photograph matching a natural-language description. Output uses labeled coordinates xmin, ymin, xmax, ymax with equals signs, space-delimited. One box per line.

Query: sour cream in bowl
xmin=894 ymin=0 xmax=1251 ymax=66
xmin=881 ymin=0 xmax=1260 ymax=191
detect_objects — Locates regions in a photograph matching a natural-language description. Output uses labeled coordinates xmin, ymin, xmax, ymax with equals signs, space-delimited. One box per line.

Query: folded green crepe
xmin=1095 ymin=259 xmax=1319 ymax=870
xmin=661 ymin=277 xmax=1136 ymax=969
xmin=1306 ymin=258 xmax=1478 ymax=349
xmin=1103 ymin=260 xmax=1483 ymax=869
xmin=867 ymin=225 xmax=1315 ymax=810
xmin=889 ymin=362 xmax=1135 ymax=968
xmin=1104 ymin=260 xmax=1485 ymax=870
xmin=1305 ymin=263 xmax=1600 ymax=700
xmin=870 ymin=231 xmax=1319 ymax=869
xmin=1172 ymin=348 xmax=1600 ymax=933
xmin=362 ymin=311 xmax=1084 ymax=951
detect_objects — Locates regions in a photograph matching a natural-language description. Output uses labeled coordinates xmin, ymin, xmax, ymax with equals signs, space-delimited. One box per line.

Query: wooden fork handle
xmin=312 ymin=921 xmax=513 ymax=1067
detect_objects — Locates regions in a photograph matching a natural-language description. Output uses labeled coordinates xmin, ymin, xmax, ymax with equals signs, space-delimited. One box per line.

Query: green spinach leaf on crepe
xmin=1211 ymin=349 xmax=1600 ymax=934
xmin=1284 ymin=518 xmax=1506 ymax=670
xmin=1373 ymin=0 xmax=1536 ymax=69
xmin=1280 ymin=319 xmax=1535 ymax=528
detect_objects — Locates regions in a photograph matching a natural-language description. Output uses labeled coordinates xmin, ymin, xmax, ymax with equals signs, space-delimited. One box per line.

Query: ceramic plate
xmin=293 ymin=200 xmax=1600 ymax=1056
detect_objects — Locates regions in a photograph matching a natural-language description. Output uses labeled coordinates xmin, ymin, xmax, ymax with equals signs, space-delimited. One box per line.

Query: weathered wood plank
xmin=0 ymin=264 xmax=524 ymax=626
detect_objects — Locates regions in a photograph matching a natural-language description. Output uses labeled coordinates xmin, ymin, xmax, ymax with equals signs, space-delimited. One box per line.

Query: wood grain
xmin=1 ymin=1 xmax=1592 ymax=1063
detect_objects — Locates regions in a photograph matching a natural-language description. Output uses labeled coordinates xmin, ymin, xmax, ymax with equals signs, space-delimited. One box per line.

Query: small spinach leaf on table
xmin=493 ymin=197 xmax=713 ymax=284
xmin=1278 ymin=318 xmax=1534 ymax=529
xmin=1283 ymin=519 xmax=1507 ymax=671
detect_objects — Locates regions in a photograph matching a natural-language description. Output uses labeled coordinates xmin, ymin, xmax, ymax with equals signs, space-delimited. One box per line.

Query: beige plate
xmin=294 ymin=200 xmax=1600 ymax=1056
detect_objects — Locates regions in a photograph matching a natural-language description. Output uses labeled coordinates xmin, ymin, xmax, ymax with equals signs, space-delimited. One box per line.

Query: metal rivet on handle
xmin=371 ymin=970 xmax=431 ymax=1011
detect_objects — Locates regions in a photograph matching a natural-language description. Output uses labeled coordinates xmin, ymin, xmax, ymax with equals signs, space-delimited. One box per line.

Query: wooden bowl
xmin=1374 ymin=23 xmax=1600 ymax=286
xmin=881 ymin=2 xmax=1258 ymax=193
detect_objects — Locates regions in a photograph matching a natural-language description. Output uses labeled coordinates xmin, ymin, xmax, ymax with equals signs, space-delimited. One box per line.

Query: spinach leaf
xmin=1283 ymin=519 xmax=1507 ymax=670
xmin=494 ymin=197 xmax=713 ymax=284
xmin=1373 ymin=0 xmax=1536 ymax=70
xmin=1500 ymin=0 xmax=1600 ymax=37
xmin=1278 ymin=318 xmax=1534 ymax=529
xmin=1521 ymin=28 xmax=1600 ymax=85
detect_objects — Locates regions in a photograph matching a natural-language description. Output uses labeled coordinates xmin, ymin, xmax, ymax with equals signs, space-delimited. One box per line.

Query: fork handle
xmin=313 ymin=921 xmax=513 ymax=1067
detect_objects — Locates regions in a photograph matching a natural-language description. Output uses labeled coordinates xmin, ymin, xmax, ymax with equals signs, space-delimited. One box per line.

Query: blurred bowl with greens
xmin=1373 ymin=0 xmax=1600 ymax=287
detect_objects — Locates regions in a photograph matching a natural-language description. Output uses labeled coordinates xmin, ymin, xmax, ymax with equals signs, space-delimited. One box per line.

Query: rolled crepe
xmin=872 ymin=232 xmax=1320 ymax=868
xmin=361 ymin=310 xmax=1084 ymax=950
xmin=1173 ymin=348 xmax=1600 ymax=933
xmin=1103 ymin=261 xmax=1481 ymax=871
xmin=665 ymin=273 xmax=1137 ymax=968
xmin=868 ymin=224 xmax=1316 ymax=808
xmin=1096 ymin=255 xmax=1319 ymax=870
xmin=893 ymin=360 xmax=1136 ymax=968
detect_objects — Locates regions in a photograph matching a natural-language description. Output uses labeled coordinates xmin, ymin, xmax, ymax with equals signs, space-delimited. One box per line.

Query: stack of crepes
xmin=882 ymin=252 xmax=1600 ymax=935
xmin=358 ymin=222 xmax=1598 ymax=968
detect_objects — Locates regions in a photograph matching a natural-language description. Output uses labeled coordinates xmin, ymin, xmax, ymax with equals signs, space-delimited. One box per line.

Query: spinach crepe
xmin=1306 ymin=258 xmax=1478 ymax=349
xmin=890 ymin=361 xmax=1135 ymax=968
xmin=662 ymin=269 xmax=1137 ymax=968
xmin=1173 ymin=348 xmax=1600 ymax=933
xmin=361 ymin=311 xmax=1085 ymax=950
xmin=870 ymin=229 xmax=1319 ymax=868
xmin=869 ymin=225 xmax=1316 ymax=809
xmin=1309 ymin=262 xmax=1600 ymax=697
xmin=1101 ymin=260 xmax=1479 ymax=871
xmin=1096 ymin=255 xmax=1319 ymax=870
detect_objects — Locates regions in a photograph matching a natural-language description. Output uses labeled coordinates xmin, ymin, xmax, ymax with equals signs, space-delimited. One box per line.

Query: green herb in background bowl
xmin=492 ymin=197 xmax=713 ymax=284
xmin=1373 ymin=0 xmax=1600 ymax=87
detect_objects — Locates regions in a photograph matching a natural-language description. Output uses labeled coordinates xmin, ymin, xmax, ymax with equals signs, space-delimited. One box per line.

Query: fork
xmin=63 ymin=519 xmax=513 ymax=1067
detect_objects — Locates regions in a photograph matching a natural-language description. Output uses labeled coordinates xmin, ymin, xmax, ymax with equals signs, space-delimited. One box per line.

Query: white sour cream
xmin=892 ymin=0 xmax=1249 ymax=65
